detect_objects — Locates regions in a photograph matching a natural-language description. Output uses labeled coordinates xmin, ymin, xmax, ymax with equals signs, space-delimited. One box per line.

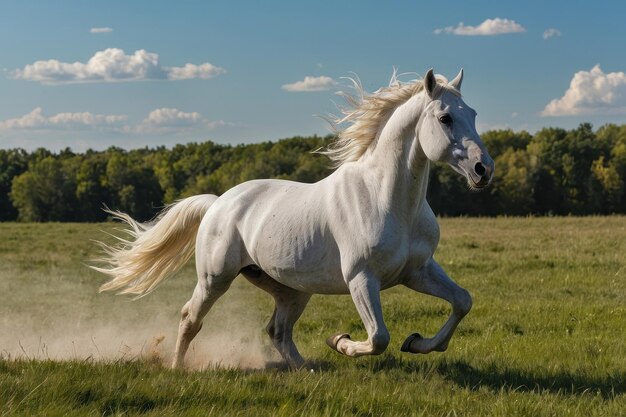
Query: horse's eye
xmin=438 ymin=114 xmax=452 ymax=125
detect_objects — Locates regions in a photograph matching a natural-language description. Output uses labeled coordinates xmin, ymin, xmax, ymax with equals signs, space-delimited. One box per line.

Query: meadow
xmin=0 ymin=217 xmax=625 ymax=416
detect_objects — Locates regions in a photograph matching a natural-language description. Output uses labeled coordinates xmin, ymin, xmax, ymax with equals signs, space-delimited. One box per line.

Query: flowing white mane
xmin=323 ymin=71 xmax=460 ymax=167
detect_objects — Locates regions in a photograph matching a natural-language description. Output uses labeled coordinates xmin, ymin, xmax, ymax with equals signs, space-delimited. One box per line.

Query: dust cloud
xmin=0 ymin=292 xmax=280 ymax=370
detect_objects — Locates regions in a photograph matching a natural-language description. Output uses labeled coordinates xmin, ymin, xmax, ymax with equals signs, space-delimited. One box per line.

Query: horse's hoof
xmin=326 ymin=333 xmax=351 ymax=352
xmin=400 ymin=332 xmax=423 ymax=353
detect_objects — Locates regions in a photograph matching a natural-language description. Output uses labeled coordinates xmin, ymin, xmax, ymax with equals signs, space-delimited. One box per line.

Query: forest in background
xmin=1 ymin=122 xmax=625 ymax=222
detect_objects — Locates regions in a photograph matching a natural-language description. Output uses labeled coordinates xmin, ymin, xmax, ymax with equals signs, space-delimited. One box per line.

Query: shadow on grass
xmin=260 ymin=359 xmax=335 ymax=372
xmin=440 ymin=360 xmax=625 ymax=398
xmin=369 ymin=356 xmax=626 ymax=399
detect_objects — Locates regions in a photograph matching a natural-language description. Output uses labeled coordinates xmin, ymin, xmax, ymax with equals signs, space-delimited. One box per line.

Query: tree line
xmin=1 ymin=123 xmax=625 ymax=222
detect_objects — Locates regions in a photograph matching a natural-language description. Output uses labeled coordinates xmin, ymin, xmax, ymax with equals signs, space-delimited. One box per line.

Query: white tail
xmin=93 ymin=194 xmax=218 ymax=296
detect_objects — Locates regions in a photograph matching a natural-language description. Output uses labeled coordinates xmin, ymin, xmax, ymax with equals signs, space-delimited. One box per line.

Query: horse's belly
xmin=271 ymin=268 xmax=349 ymax=294
xmin=261 ymin=257 xmax=349 ymax=294
xmin=252 ymin=230 xmax=349 ymax=294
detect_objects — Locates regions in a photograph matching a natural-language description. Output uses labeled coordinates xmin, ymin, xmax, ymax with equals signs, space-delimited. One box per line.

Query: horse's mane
xmin=322 ymin=70 xmax=459 ymax=167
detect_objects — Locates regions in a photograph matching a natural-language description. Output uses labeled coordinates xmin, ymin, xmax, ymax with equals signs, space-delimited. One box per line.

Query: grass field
xmin=1 ymin=217 xmax=625 ymax=416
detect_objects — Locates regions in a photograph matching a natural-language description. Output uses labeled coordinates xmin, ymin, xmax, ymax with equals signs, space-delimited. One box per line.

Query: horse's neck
xmin=359 ymin=93 xmax=430 ymax=219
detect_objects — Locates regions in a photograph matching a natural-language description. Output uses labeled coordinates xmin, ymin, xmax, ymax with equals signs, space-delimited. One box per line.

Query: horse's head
xmin=417 ymin=69 xmax=494 ymax=189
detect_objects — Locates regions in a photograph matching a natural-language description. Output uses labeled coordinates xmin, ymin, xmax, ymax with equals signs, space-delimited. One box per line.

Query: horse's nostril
xmin=474 ymin=162 xmax=486 ymax=176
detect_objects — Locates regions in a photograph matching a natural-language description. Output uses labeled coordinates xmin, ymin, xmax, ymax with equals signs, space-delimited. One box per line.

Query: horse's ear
xmin=424 ymin=68 xmax=436 ymax=99
xmin=449 ymin=68 xmax=464 ymax=91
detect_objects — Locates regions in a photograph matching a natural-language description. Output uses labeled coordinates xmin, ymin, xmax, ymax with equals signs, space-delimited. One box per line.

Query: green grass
xmin=1 ymin=217 xmax=625 ymax=416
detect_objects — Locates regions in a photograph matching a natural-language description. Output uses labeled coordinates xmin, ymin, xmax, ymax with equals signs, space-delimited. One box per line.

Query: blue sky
xmin=1 ymin=0 xmax=625 ymax=151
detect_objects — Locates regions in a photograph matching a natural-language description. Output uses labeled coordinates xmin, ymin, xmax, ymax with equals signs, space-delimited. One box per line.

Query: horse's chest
xmin=367 ymin=209 xmax=440 ymax=284
xmin=406 ymin=211 xmax=440 ymax=270
xmin=342 ymin=217 xmax=412 ymax=282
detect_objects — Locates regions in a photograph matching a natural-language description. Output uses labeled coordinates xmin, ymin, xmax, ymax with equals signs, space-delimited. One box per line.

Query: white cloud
xmin=11 ymin=48 xmax=226 ymax=84
xmin=0 ymin=108 xmax=127 ymax=130
xmin=137 ymin=108 xmax=231 ymax=133
xmin=542 ymin=65 xmax=626 ymax=116
xmin=434 ymin=18 xmax=525 ymax=36
xmin=543 ymin=28 xmax=561 ymax=39
xmin=90 ymin=27 xmax=113 ymax=33
xmin=166 ymin=63 xmax=225 ymax=80
xmin=0 ymin=107 xmax=232 ymax=135
xmin=282 ymin=75 xmax=338 ymax=92
xmin=142 ymin=108 xmax=203 ymax=127
xmin=206 ymin=120 xmax=232 ymax=129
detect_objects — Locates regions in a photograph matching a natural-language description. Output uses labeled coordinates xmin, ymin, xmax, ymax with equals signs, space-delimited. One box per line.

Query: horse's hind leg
xmin=242 ymin=268 xmax=311 ymax=369
xmin=172 ymin=277 xmax=232 ymax=368
xmin=172 ymin=233 xmax=241 ymax=369
xmin=266 ymin=291 xmax=311 ymax=369
xmin=400 ymin=258 xmax=472 ymax=354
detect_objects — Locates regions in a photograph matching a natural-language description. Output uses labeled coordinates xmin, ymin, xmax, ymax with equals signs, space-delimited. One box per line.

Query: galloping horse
xmin=94 ymin=69 xmax=494 ymax=369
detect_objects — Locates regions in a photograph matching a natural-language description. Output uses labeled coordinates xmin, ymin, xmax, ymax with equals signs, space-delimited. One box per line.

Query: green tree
xmin=0 ymin=149 xmax=29 ymax=220
xmin=104 ymin=149 xmax=163 ymax=221
xmin=481 ymin=129 xmax=532 ymax=159
xmin=590 ymin=156 xmax=624 ymax=213
xmin=491 ymin=148 xmax=537 ymax=214
xmin=10 ymin=156 xmax=77 ymax=221
xmin=528 ymin=127 xmax=570 ymax=214
xmin=75 ymin=152 xmax=111 ymax=221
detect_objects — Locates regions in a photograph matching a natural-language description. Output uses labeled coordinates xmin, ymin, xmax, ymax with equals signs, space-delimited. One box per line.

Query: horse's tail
xmin=93 ymin=194 xmax=218 ymax=297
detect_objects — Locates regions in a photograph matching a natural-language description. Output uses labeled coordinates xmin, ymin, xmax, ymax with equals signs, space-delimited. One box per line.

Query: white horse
xmin=94 ymin=68 xmax=494 ymax=369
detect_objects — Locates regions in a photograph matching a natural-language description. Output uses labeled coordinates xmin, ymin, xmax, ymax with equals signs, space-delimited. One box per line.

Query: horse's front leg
xmin=400 ymin=258 xmax=472 ymax=354
xmin=326 ymin=271 xmax=390 ymax=357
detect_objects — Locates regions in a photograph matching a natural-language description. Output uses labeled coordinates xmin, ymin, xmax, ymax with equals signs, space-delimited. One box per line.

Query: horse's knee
xmin=454 ymin=288 xmax=472 ymax=317
xmin=268 ymin=323 xmax=292 ymax=345
xmin=371 ymin=330 xmax=390 ymax=355
xmin=179 ymin=301 xmax=203 ymax=337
